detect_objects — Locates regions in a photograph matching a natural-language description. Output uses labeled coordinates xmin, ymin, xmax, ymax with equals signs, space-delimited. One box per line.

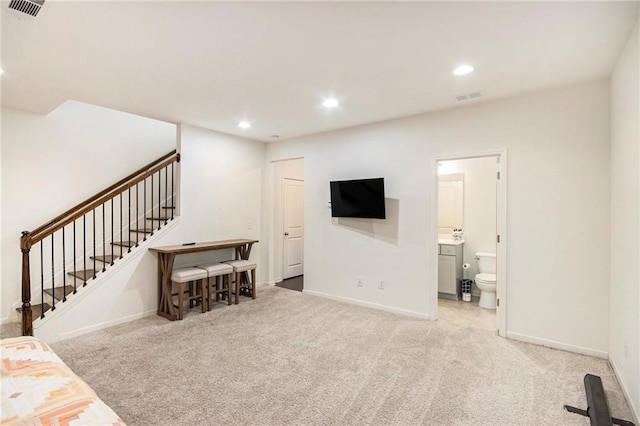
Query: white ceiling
xmin=1 ymin=1 xmax=638 ymax=142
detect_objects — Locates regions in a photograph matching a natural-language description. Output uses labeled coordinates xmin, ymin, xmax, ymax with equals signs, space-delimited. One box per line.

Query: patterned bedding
xmin=1 ymin=336 xmax=125 ymax=426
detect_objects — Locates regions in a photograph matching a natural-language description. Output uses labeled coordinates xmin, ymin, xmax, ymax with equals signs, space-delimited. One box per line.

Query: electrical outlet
xmin=357 ymin=277 xmax=363 ymax=287
xmin=378 ymin=281 xmax=384 ymax=290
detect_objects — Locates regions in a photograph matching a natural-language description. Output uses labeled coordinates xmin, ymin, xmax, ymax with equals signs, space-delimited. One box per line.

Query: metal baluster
xmin=40 ymin=242 xmax=45 ymax=318
xmin=83 ymin=215 xmax=87 ymax=287
xmin=128 ymin=188 xmax=132 ymax=253
xmin=164 ymin=166 xmax=168 ymax=225
xmin=157 ymin=170 xmax=162 ymax=230
xmin=145 ymin=176 xmax=150 ymax=238
xmin=135 ymin=183 xmax=140 ymax=247
xmin=111 ymin=198 xmax=114 ymax=265
xmin=171 ymin=162 xmax=175 ymax=220
xmin=93 ymin=209 xmax=96 ymax=279
xmin=151 ymin=173 xmax=154 ymax=233
xmin=120 ymin=192 xmax=123 ymax=259
xmin=51 ymin=234 xmax=55 ymax=311
xmin=62 ymin=227 xmax=67 ymax=302
xmin=73 ymin=221 xmax=77 ymax=294
xmin=102 ymin=203 xmax=106 ymax=272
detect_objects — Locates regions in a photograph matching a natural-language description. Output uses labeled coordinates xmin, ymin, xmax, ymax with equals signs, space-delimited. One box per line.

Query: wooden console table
xmin=149 ymin=239 xmax=258 ymax=320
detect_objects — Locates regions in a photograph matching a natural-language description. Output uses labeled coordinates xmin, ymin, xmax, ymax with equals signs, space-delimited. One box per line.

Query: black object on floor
xmin=276 ymin=275 xmax=303 ymax=292
xmin=564 ymin=374 xmax=635 ymax=426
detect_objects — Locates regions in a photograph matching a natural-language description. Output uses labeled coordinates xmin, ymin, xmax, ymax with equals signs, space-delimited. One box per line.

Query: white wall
xmin=610 ymin=17 xmax=640 ymax=421
xmin=1 ymin=101 xmax=176 ymax=323
xmin=439 ymin=157 xmax=497 ymax=293
xmin=171 ymin=124 xmax=265 ymax=275
xmin=265 ymin=80 xmax=611 ymax=355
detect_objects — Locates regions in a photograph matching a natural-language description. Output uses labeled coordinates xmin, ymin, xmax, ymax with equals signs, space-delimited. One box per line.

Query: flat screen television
xmin=330 ymin=178 xmax=386 ymax=219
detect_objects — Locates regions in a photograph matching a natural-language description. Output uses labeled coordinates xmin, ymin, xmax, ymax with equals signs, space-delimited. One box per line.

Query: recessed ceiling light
xmin=0 ymin=69 xmax=4 ymax=75
xmin=322 ymin=98 xmax=339 ymax=108
xmin=453 ymin=65 xmax=474 ymax=76
xmin=238 ymin=121 xmax=251 ymax=129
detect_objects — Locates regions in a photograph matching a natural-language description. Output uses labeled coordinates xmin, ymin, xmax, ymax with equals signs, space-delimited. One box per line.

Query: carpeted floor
xmin=0 ymin=322 xmax=21 ymax=339
xmin=43 ymin=285 xmax=632 ymax=425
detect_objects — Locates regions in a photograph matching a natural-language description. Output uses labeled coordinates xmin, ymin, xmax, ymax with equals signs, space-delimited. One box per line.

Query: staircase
xmin=19 ymin=151 xmax=180 ymax=336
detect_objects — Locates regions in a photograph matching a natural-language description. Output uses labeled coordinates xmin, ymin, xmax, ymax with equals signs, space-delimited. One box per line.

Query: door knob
xmin=284 ymin=232 xmax=289 ymax=236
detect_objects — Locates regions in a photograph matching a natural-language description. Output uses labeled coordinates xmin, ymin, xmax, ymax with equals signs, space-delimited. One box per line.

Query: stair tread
xmin=68 ymin=269 xmax=97 ymax=280
xmin=147 ymin=217 xmax=171 ymax=221
xmin=91 ymin=254 xmax=119 ymax=263
xmin=44 ymin=285 xmax=75 ymax=301
xmin=162 ymin=206 xmax=175 ymax=210
xmin=17 ymin=303 xmax=51 ymax=318
xmin=111 ymin=241 xmax=136 ymax=247
xmin=130 ymin=228 xmax=154 ymax=233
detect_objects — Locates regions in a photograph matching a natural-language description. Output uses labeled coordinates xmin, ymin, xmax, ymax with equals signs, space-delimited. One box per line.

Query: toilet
xmin=474 ymin=252 xmax=497 ymax=309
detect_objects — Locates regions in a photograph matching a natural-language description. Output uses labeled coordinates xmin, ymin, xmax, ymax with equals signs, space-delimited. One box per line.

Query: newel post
xmin=21 ymin=231 xmax=33 ymax=336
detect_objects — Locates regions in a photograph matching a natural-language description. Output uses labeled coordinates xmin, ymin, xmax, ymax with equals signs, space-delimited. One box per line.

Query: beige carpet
xmin=45 ymin=285 xmax=632 ymax=426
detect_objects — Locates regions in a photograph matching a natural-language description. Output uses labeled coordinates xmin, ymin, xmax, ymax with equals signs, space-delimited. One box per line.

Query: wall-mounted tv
xmin=330 ymin=177 xmax=386 ymax=219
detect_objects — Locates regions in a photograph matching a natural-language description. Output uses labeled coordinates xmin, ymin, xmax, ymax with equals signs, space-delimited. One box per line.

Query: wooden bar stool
xmin=197 ymin=263 xmax=233 ymax=309
xmin=171 ymin=267 xmax=208 ymax=320
xmin=224 ymin=260 xmax=257 ymax=304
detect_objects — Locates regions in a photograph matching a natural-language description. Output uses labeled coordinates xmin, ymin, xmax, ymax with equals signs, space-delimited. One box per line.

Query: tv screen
xmin=330 ymin=178 xmax=386 ymax=219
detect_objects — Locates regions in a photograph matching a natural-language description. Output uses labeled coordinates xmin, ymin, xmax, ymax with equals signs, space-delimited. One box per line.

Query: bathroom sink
xmin=438 ymin=238 xmax=465 ymax=246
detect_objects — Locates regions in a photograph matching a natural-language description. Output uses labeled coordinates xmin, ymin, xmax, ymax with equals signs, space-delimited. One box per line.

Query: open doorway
xmin=272 ymin=158 xmax=304 ymax=292
xmin=432 ymin=151 xmax=507 ymax=336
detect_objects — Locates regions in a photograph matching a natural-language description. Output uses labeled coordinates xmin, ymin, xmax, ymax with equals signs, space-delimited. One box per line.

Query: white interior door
xmin=283 ymin=178 xmax=304 ymax=279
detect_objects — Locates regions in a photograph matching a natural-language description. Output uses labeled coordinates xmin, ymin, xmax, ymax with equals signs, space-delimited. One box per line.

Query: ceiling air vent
xmin=453 ymin=91 xmax=483 ymax=102
xmin=8 ymin=0 xmax=44 ymax=17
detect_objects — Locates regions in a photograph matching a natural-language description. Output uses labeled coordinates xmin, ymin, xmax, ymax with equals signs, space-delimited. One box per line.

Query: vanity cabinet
xmin=438 ymin=243 xmax=463 ymax=299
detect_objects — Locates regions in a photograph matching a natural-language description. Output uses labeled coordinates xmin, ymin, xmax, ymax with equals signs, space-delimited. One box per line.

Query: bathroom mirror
xmin=438 ymin=172 xmax=464 ymax=235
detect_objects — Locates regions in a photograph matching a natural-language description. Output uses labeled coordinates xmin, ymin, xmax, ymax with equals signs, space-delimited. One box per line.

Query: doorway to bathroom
xmin=432 ymin=151 xmax=507 ymax=336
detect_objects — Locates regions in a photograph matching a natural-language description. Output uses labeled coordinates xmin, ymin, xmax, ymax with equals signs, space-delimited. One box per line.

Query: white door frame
xmin=429 ymin=149 xmax=508 ymax=337
xmin=270 ymin=158 xmax=304 ymax=284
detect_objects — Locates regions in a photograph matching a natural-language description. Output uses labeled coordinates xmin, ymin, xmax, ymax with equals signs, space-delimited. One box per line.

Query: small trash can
xmin=461 ymin=279 xmax=473 ymax=302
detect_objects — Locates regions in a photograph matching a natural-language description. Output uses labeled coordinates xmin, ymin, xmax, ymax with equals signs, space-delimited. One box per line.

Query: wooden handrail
xmin=30 ymin=154 xmax=179 ymax=244
xmin=31 ymin=150 xmax=177 ymax=238
xmin=20 ymin=150 xmax=179 ymax=336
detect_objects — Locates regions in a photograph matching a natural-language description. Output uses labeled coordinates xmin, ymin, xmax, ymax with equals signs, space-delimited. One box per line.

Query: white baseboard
xmin=59 ymin=280 xmax=271 ymax=340
xmin=58 ymin=309 xmax=157 ymax=341
xmin=506 ymin=331 xmax=608 ymax=359
xmin=303 ymin=289 xmax=430 ymax=320
xmin=610 ymin=357 xmax=640 ymax=425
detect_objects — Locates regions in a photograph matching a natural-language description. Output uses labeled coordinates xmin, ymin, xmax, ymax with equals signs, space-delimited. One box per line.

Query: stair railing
xmin=20 ymin=150 xmax=180 ymax=336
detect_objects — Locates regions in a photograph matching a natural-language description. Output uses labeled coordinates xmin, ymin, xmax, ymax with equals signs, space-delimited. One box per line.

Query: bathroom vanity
xmin=438 ymin=239 xmax=464 ymax=299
